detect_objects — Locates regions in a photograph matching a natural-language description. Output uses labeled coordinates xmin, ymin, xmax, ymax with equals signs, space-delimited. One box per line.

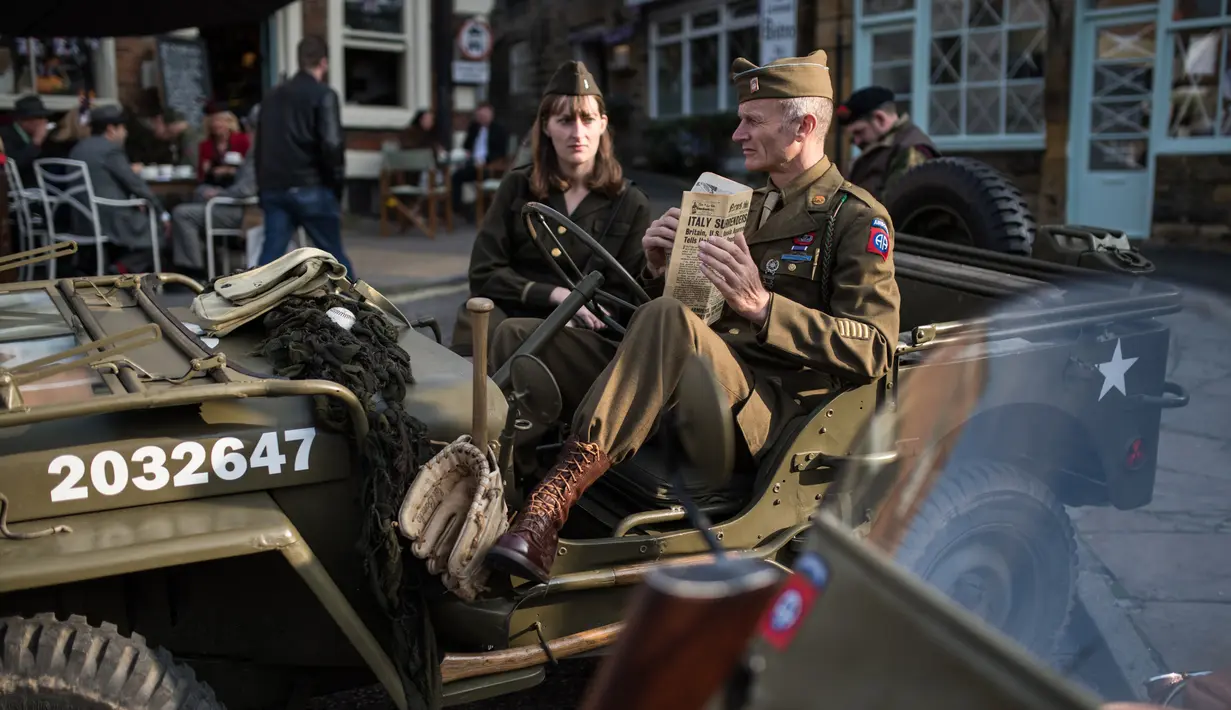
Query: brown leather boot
xmin=486 ymin=439 xmax=611 ymax=583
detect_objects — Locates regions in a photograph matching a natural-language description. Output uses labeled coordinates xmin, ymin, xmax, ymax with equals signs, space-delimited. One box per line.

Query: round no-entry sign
xmin=457 ymin=17 xmax=493 ymax=61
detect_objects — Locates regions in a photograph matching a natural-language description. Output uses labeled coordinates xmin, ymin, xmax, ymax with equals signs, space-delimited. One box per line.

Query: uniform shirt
xmin=641 ymin=157 xmax=902 ymax=455
xmin=468 ymin=166 xmax=652 ymax=322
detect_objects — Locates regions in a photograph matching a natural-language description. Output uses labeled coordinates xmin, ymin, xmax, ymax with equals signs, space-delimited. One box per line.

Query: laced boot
xmin=486 ymin=439 xmax=611 ymax=583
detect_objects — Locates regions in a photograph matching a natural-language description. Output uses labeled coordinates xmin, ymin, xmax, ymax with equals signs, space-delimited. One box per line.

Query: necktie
xmin=758 ymin=190 xmax=781 ymax=228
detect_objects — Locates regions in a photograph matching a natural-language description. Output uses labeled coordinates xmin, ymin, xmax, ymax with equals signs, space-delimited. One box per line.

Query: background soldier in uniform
xmin=485 ymin=49 xmax=902 ymax=585
xmin=837 ymin=85 xmax=940 ymax=201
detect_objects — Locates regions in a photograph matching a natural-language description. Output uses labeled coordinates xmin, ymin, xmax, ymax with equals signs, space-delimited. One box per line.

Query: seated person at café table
xmin=451 ymin=101 xmax=511 ymax=221
xmin=68 ymin=105 xmax=170 ymax=274
xmin=449 ymin=60 xmax=651 ymax=358
xmin=197 ymin=102 xmax=251 ymax=190
xmin=124 ymin=88 xmax=195 ymax=171
xmin=169 ymin=104 xmax=260 ymax=278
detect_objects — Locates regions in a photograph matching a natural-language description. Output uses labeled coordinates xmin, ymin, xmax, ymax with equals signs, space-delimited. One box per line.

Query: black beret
xmin=836 ymin=86 xmax=896 ymax=126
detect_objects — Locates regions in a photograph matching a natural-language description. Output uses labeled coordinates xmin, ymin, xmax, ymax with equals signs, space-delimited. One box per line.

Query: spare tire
xmin=883 ymin=156 xmax=1036 ymax=256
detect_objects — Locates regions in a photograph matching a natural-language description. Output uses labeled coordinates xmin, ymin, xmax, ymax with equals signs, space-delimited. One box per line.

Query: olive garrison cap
xmin=836 ymin=85 xmax=896 ymax=125
xmin=731 ymin=49 xmax=832 ymax=103
xmin=544 ymin=60 xmax=603 ymax=98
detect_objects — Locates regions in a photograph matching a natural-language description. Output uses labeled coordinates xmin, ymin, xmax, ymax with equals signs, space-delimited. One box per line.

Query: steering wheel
xmin=521 ymin=201 xmax=652 ymax=335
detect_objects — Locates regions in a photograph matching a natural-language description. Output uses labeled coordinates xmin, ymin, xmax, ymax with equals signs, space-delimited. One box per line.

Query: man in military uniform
xmin=837 ymin=85 xmax=939 ymax=201
xmin=485 ymin=49 xmax=901 ymax=585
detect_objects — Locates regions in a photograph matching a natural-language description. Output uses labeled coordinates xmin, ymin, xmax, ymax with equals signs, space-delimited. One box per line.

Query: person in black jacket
xmin=253 ymin=35 xmax=355 ymax=275
xmin=451 ymin=102 xmax=510 ymax=220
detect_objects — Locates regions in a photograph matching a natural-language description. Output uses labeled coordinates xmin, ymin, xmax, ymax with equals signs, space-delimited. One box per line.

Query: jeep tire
xmin=0 ymin=613 xmax=224 ymax=709
xmin=883 ymin=156 xmax=1037 ymax=256
xmin=891 ymin=461 xmax=1077 ymax=660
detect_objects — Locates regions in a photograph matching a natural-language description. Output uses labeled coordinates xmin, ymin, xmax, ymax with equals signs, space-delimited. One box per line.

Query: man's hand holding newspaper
xmin=643 ymin=172 xmax=762 ymax=326
xmin=698 ymin=232 xmax=770 ymax=326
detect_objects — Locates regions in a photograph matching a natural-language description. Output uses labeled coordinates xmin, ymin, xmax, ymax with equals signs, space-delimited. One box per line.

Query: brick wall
xmin=1152 ymin=153 xmax=1231 ymax=233
xmin=303 ymin=0 xmax=328 ymax=41
xmin=114 ymin=37 xmax=156 ymax=111
xmin=946 ymin=149 xmax=1045 ymax=219
xmin=814 ymin=0 xmax=853 ymax=169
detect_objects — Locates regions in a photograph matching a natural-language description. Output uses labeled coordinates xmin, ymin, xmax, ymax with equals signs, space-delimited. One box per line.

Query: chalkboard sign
xmin=156 ymin=36 xmax=212 ymax=130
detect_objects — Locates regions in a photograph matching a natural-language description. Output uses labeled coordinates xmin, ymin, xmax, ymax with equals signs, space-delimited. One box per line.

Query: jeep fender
xmin=0 ymin=491 xmax=411 ymax=710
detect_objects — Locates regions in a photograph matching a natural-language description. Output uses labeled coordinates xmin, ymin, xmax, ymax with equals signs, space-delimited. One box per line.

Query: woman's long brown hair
xmin=530 ymin=94 xmax=624 ymax=200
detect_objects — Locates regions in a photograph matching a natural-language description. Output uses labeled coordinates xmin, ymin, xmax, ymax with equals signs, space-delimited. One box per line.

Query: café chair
xmin=33 ymin=158 xmax=162 ymax=279
xmin=379 ymin=146 xmax=452 ymax=239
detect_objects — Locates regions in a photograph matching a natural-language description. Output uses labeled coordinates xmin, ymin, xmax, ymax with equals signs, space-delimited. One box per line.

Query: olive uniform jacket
xmin=846 ymin=116 xmax=939 ymax=202
xmin=641 ymin=157 xmax=901 ymax=457
xmin=451 ymin=165 xmax=652 ymax=356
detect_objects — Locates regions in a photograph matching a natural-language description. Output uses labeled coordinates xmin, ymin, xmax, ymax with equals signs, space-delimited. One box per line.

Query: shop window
xmin=1165 ymin=3 xmax=1231 ymax=139
xmin=0 ymin=36 xmax=117 ymax=112
xmin=856 ymin=0 xmax=1047 ymax=149
xmin=330 ymin=0 xmax=430 ymax=128
xmin=509 ymin=41 xmax=533 ymax=96
xmin=649 ymin=0 xmax=761 ymax=118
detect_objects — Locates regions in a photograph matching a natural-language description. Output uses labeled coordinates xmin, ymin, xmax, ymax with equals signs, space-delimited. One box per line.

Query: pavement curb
xmin=1075 ymin=537 xmax=1163 ymax=702
xmin=372 ymin=274 xmax=468 ymax=299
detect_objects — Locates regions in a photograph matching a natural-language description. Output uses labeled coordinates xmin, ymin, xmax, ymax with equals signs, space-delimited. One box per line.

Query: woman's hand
xmin=642 ymin=208 xmax=680 ymax=278
xmin=549 ymin=286 xmax=609 ymax=330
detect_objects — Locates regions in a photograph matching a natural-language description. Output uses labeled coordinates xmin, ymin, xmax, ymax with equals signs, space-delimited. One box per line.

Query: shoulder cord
xmin=819 ymin=192 xmax=849 ymax=313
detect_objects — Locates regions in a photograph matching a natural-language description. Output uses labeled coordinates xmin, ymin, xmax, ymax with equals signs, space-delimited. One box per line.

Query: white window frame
xmin=1152 ymin=0 xmax=1231 ymax=154
xmin=648 ymin=0 xmax=761 ymax=119
xmin=854 ymin=0 xmax=1047 ymax=151
xmin=0 ymin=37 xmax=119 ymax=112
xmin=327 ymin=0 xmax=432 ymax=129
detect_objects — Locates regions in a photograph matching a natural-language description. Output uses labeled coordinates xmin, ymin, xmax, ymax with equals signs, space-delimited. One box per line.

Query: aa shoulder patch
xmin=867 ymin=217 xmax=891 ymax=261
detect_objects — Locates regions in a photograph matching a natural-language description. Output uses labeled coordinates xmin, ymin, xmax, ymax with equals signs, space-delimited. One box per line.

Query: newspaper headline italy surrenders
xmin=664 ymin=172 xmax=755 ymax=325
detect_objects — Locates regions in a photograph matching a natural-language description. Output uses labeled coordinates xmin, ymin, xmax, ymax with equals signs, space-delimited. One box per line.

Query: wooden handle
xmin=579 ymin=559 xmax=783 ymax=710
xmin=441 ymin=622 xmax=622 ymax=683
xmin=467 ymin=297 xmax=495 ymax=447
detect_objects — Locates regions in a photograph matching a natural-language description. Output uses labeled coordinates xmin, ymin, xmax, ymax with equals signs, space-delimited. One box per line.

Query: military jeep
xmin=0 ymin=155 xmax=1186 ymax=710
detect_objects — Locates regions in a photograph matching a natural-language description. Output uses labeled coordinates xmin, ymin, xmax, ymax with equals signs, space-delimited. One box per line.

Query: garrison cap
xmin=836 ymin=85 xmax=896 ymax=126
xmin=544 ymin=60 xmax=603 ymax=98
xmin=731 ymin=49 xmax=832 ymax=103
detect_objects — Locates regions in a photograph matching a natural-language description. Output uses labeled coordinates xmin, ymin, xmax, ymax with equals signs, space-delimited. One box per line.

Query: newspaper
xmin=664 ymin=172 xmax=755 ymax=325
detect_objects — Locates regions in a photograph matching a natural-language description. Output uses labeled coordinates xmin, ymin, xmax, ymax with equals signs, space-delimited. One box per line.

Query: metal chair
xmin=33 ymin=158 xmax=162 ymax=279
xmin=204 ymin=194 xmax=259 ymax=281
xmin=3 ymin=158 xmax=47 ymax=280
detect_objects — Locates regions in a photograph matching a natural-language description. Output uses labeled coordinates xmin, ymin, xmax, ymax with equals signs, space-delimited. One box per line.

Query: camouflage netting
xmin=251 ymin=292 xmax=442 ymax=710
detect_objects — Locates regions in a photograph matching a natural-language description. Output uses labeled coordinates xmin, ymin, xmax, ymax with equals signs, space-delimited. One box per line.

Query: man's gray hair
xmin=781 ymin=96 xmax=833 ymax=142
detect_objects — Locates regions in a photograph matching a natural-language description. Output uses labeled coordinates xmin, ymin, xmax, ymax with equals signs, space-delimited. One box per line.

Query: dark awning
xmin=8 ymin=0 xmax=296 ymax=37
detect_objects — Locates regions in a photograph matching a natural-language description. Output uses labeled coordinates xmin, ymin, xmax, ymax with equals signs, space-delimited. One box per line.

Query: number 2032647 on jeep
xmin=46 ymin=427 xmax=319 ymax=503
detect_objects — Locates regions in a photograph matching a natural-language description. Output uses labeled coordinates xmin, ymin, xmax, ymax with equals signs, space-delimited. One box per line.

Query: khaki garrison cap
xmin=544 ymin=60 xmax=603 ymax=98
xmin=731 ymin=49 xmax=833 ymax=103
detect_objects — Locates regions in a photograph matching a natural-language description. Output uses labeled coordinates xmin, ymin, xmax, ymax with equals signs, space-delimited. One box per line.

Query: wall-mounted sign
xmin=453 ymin=60 xmax=490 ymax=85
xmin=760 ymin=0 xmax=797 ymax=65
xmin=457 ymin=17 xmax=493 ymax=61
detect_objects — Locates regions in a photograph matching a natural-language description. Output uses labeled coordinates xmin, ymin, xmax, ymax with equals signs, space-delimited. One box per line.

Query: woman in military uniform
xmin=449 ymin=60 xmax=651 ymax=357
